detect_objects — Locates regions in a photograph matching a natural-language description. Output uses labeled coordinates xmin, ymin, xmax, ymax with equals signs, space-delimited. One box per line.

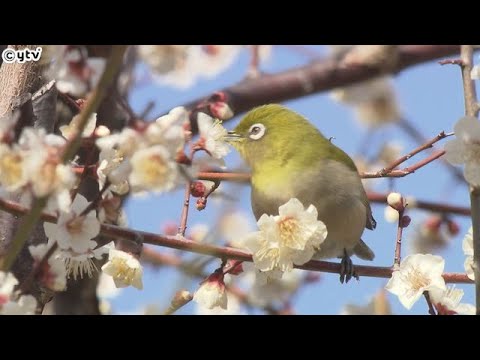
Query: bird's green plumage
xmin=229 ymin=104 xmax=376 ymax=261
xmin=232 ymin=104 xmax=358 ymax=173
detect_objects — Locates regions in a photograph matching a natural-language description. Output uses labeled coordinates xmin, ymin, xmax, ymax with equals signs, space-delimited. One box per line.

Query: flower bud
xmin=387 ymin=192 xmax=406 ymax=212
xmin=191 ymin=181 xmax=206 ymax=198
xmin=209 ymin=102 xmax=234 ymax=120
xmin=196 ymin=198 xmax=207 ymax=211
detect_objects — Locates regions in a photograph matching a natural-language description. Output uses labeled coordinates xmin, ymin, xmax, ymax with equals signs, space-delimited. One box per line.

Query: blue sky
xmin=108 ymin=45 xmax=474 ymax=315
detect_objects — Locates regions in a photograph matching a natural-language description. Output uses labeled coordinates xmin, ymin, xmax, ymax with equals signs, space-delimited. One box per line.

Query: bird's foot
xmin=340 ymin=249 xmax=359 ymax=284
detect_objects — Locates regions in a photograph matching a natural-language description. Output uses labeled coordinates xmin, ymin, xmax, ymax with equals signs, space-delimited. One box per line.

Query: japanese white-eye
xmin=225 ymin=104 xmax=376 ymax=283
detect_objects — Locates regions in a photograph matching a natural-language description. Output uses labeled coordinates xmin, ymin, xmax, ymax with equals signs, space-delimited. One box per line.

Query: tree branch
xmin=0 ymin=196 xmax=471 ymax=284
xmin=173 ymin=46 xmax=460 ymax=134
xmin=459 ymin=45 xmax=480 ymax=314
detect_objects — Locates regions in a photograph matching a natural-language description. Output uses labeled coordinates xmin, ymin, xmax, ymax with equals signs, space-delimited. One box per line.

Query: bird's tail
xmin=354 ymin=239 xmax=375 ymax=261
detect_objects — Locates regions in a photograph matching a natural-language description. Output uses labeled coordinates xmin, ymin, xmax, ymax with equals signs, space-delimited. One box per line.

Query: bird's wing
xmin=365 ymin=203 xmax=377 ymax=230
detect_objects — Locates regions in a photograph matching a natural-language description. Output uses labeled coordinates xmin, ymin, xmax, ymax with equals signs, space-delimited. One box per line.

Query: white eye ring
xmin=248 ymin=123 xmax=266 ymax=140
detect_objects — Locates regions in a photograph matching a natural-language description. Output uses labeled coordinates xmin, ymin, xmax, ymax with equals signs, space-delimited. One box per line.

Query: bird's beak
xmin=223 ymin=131 xmax=243 ymax=143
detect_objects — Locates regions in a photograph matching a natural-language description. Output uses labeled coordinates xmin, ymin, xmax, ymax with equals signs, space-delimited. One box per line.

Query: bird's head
xmin=224 ymin=104 xmax=321 ymax=169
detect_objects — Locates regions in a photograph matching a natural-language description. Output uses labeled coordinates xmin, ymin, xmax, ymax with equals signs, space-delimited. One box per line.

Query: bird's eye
xmin=248 ymin=123 xmax=266 ymax=140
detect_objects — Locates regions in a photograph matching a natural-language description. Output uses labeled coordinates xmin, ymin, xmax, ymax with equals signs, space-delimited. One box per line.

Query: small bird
xmin=225 ymin=104 xmax=376 ymax=283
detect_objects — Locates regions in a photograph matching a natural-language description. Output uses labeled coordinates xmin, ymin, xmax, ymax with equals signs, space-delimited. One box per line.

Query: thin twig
xmin=376 ymin=131 xmax=451 ymax=176
xmin=394 ymin=209 xmax=405 ymax=267
xmin=438 ymin=59 xmax=464 ymax=66
xmin=79 ymin=180 xmax=110 ymax=217
xmin=177 ymin=183 xmax=191 ymax=236
xmin=398 ymin=117 xmax=465 ymax=182
xmin=0 ymin=196 xmax=472 ymax=283
xmin=362 ymin=150 xmax=446 ymax=178
xmin=423 ymin=291 xmax=437 ymax=315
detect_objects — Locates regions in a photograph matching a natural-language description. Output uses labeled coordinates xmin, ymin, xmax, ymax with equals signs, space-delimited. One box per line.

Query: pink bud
xmin=162 ymin=221 xmax=178 ymax=236
xmin=196 ymin=198 xmax=207 ymax=211
xmin=446 ymin=220 xmax=460 ymax=236
xmin=210 ymin=91 xmax=227 ymax=103
xmin=191 ymin=181 xmax=206 ymax=198
xmin=400 ymin=215 xmax=411 ymax=228
xmin=209 ymin=102 xmax=234 ymax=120
xmin=424 ymin=216 xmax=442 ymax=233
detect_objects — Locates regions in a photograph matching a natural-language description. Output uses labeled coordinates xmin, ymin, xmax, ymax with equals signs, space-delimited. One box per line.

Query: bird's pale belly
xmin=251 ymin=160 xmax=368 ymax=259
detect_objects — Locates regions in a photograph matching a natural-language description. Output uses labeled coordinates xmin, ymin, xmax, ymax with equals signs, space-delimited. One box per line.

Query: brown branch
xmin=0 ymin=196 xmax=472 ymax=284
xmin=171 ymin=45 xmax=460 ymax=134
xmin=439 ymin=58 xmax=464 ymax=66
xmin=459 ymin=45 xmax=480 ymax=315
xmin=366 ymin=191 xmax=471 ymax=216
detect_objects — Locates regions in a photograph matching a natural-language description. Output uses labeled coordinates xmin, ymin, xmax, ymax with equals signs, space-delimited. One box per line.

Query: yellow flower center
xmin=0 ymin=152 xmax=23 ymax=187
xmin=140 ymin=154 xmax=169 ymax=185
xmin=111 ymin=257 xmax=138 ymax=283
xmin=402 ymin=266 xmax=431 ymax=297
xmin=66 ymin=216 xmax=86 ymax=235
xmin=278 ymin=216 xmax=302 ymax=248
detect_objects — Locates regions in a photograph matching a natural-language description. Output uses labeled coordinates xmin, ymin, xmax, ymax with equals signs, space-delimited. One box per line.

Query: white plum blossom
xmin=0 ymin=272 xmax=38 ymax=315
xmin=192 ymin=273 xmax=227 ymax=310
xmin=28 ymin=243 xmax=67 ymax=292
xmin=101 ymin=248 xmax=143 ymax=290
xmin=219 ymin=211 xmax=255 ymax=247
xmin=243 ymin=265 xmax=303 ymax=307
xmin=243 ymin=198 xmax=327 ymax=276
xmin=385 ymin=254 xmax=446 ymax=310
xmin=197 ymin=113 xmax=230 ymax=159
xmin=60 ymin=113 xmax=97 ymax=139
xmin=18 ymin=127 xmax=75 ymax=212
xmin=129 ymin=145 xmax=178 ymax=193
xmin=444 ymin=116 xmax=480 ymax=187
xmin=97 ymin=148 xmax=130 ymax=195
xmin=384 ymin=206 xmax=399 ymax=223
xmin=429 ymin=286 xmax=475 ymax=315
xmin=463 ymin=227 xmax=475 ymax=280
xmin=96 ymin=127 xmax=142 ymax=158
xmin=1 ymin=295 xmax=37 ymax=315
xmin=0 ymin=271 xmax=18 ymax=305
xmin=43 ymin=194 xmax=100 ymax=254
xmin=148 ymin=106 xmax=187 ymax=153
xmin=139 ymin=45 xmax=242 ymax=89
xmin=0 ymin=144 xmax=28 ymax=192
xmin=195 ymin=292 xmax=243 ymax=315
xmin=471 ymin=64 xmax=480 ymax=80
xmin=48 ymin=45 xmax=106 ymax=97
xmin=97 ymin=272 xmax=121 ymax=300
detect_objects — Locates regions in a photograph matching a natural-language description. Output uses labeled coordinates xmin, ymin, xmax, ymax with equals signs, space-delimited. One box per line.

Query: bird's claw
xmin=340 ymin=250 xmax=359 ymax=284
